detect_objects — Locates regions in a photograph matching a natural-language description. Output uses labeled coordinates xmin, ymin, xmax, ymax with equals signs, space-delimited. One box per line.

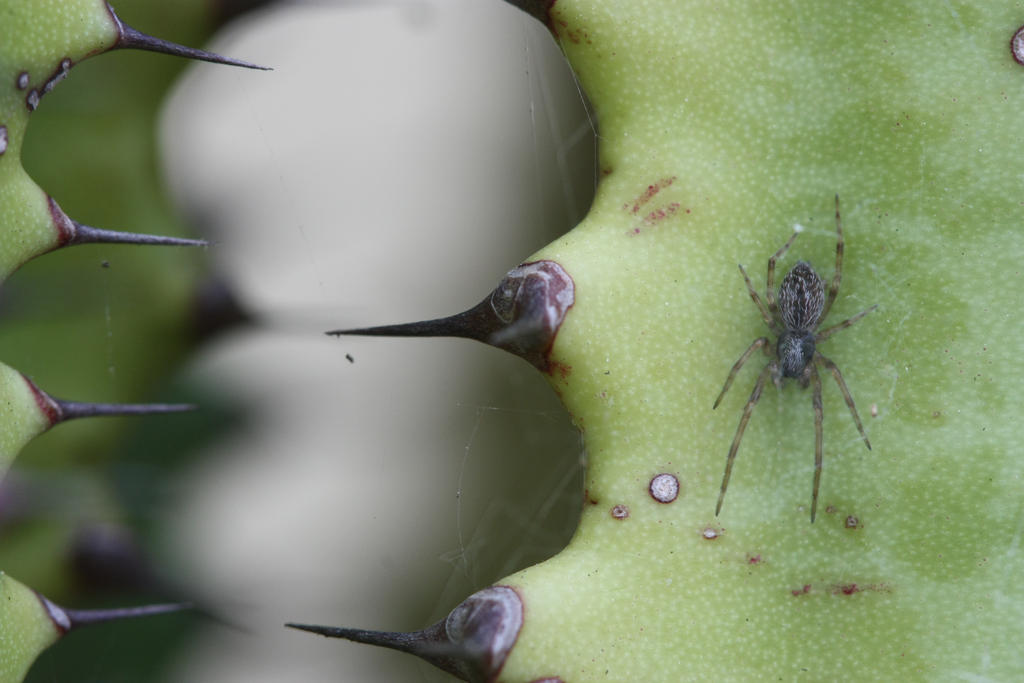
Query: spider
xmin=713 ymin=195 xmax=876 ymax=522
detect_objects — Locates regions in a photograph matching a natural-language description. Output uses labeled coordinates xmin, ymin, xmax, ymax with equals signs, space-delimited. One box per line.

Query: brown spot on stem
xmin=610 ymin=504 xmax=630 ymax=520
xmin=844 ymin=515 xmax=860 ymax=529
xmin=702 ymin=525 xmax=723 ymax=540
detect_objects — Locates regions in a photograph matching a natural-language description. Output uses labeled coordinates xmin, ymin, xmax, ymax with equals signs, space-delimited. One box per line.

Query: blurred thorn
xmin=49 ymin=197 xmax=208 ymax=248
xmin=191 ymin=275 xmax=254 ymax=342
xmin=501 ymin=0 xmax=554 ymax=25
xmin=287 ymin=585 xmax=523 ymax=683
xmin=107 ymin=6 xmax=271 ymax=70
xmin=67 ymin=523 xmax=247 ymax=633
xmin=327 ymin=261 xmax=574 ymax=372
xmin=69 ymin=524 xmax=157 ymax=595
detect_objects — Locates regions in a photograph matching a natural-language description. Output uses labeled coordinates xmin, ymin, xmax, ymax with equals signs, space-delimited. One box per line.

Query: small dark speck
xmin=100 ymin=260 xmax=110 ymax=269
xmin=345 ymin=353 xmax=354 ymax=363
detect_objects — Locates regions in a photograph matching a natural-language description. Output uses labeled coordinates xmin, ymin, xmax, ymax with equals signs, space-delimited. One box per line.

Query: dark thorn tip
xmin=115 ymin=23 xmax=271 ymax=70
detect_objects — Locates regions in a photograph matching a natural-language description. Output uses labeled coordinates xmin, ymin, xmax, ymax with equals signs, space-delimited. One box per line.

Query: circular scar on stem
xmin=610 ymin=504 xmax=630 ymax=520
xmin=1013 ymin=25 xmax=1024 ymax=65
xmin=648 ymin=473 xmax=679 ymax=503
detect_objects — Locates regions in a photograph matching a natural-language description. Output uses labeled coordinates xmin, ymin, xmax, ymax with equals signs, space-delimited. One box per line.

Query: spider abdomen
xmin=778 ymin=261 xmax=825 ymax=332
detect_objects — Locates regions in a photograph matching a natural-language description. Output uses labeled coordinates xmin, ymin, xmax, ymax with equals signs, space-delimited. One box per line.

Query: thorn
xmin=328 ymin=261 xmax=574 ymax=371
xmin=66 ymin=223 xmax=209 ymax=248
xmin=109 ymin=12 xmax=271 ymax=71
xmin=50 ymin=399 xmax=196 ymax=424
xmin=285 ymin=623 xmax=437 ymax=655
xmin=48 ymin=196 xmax=208 ymax=249
xmin=36 ymin=591 xmax=191 ymax=635
xmin=287 ymin=586 xmax=523 ymax=682
xmin=21 ymin=373 xmax=195 ymax=427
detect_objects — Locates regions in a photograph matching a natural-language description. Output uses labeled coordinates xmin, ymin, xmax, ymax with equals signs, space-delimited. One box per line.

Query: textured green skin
xmin=0 ymin=573 xmax=59 ymax=682
xmin=0 ymin=0 xmax=116 ymax=278
xmin=0 ymin=365 xmax=51 ymax=481
xmin=494 ymin=1 xmax=1024 ymax=680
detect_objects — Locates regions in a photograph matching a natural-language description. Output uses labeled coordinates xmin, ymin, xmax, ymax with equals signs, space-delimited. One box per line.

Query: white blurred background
xmin=160 ymin=1 xmax=595 ymax=680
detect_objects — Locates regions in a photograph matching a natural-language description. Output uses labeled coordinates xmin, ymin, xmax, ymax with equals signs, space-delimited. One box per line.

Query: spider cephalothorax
xmin=713 ymin=196 xmax=876 ymax=522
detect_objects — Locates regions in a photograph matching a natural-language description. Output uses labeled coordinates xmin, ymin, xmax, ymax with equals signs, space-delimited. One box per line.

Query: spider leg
xmin=815 ymin=304 xmax=878 ymax=343
xmin=810 ymin=362 xmax=824 ymax=523
xmin=713 ymin=337 xmax=770 ymax=408
xmin=739 ymin=264 xmax=779 ymax=333
xmin=820 ymin=194 xmax=844 ymax=321
xmin=766 ymin=229 xmax=801 ymax=315
xmin=715 ymin=362 xmax=773 ymax=517
xmin=815 ymin=352 xmax=871 ymax=450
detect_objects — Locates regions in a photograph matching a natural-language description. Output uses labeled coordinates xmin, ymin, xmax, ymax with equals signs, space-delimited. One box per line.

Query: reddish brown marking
xmin=643 ymin=202 xmax=680 ymax=224
xmin=701 ymin=525 xmax=723 ymax=540
xmin=584 ymin=489 xmax=599 ymax=505
xmin=610 ymin=504 xmax=629 ymax=520
xmin=830 ymin=582 xmax=890 ymax=596
xmin=546 ymin=359 xmax=572 ymax=381
xmin=623 ymin=177 xmax=676 ymax=215
xmin=21 ymin=373 xmax=59 ymax=426
xmin=791 ymin=584 xmax=812 ymax=596
xmin=747 ymin=554 xmax=762 ymax=565
xmin=844 ymin=515 xmax=860 ymax=529
xmin=47 ymin=196 xmax=76 ymax=245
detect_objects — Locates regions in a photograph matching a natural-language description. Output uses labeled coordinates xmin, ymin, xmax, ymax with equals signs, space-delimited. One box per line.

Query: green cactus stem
xmin=0 ymin=571 xmax=189 ymax=682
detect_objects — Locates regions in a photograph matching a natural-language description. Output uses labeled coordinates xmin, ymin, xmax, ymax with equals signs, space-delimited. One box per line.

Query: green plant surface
xmin=486 ymin=1 xmax=1024 ymax=680
xmin=0 ymin=572 xmax=60 ymax=682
